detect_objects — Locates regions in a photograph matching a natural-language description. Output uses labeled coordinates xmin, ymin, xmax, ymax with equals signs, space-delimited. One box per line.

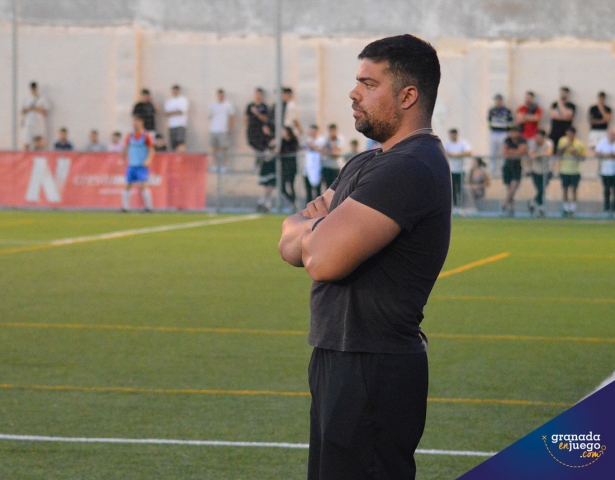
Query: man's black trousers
xmin=308 ymin=347 xmax=428 ymax=480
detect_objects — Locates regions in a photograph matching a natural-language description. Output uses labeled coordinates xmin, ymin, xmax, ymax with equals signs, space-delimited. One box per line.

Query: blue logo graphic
xmin=458 ymin=380 xmax=613 ymax=479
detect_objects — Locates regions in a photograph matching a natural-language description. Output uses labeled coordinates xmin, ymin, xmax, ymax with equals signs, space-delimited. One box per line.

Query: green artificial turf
xmin=0 ymin=211 xmax=613 ymax=479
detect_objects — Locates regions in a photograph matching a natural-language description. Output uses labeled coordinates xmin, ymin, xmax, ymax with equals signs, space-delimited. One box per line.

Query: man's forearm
xmin=278 ymin=214 xmax=320 ymax=267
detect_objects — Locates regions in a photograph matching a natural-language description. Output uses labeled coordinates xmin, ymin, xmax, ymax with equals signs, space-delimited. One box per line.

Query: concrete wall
xmin=2 ymin=25 xmax=615 ymax=166
xmin=2 ymin=0 xmax=615 ymax=41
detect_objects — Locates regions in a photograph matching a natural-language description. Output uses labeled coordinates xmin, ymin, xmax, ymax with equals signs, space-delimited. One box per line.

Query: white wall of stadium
xmin=1 ymin=24 xmax=615 ymax=168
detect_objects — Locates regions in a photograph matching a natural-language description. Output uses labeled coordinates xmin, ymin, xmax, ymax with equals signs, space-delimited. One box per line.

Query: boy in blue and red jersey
xmin=120 ymin=115 xmax=155 ymax=212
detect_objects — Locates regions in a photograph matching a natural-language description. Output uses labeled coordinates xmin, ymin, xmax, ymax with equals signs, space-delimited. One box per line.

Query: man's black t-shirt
xmin=550 ymin=101 xmax=576 ymax=139
xmin=503 ymin=136 xmax=527 ymax=161
xmin=308 ymin=134 xmax=452 ymax=354
xmin=133 ymin=102 xmax=157 ymax=131
xmin=589 ymin=105 xmax=612 ymax=130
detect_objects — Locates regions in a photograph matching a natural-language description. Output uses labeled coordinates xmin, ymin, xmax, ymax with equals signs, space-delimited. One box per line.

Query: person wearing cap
xmin=588 ymin=91 xmax=612 ymax=150
xmin=487 ymin=94 xmax=513 ymax=173
xmin=21 ymin=81 xmax=50 ymax=151
xmin=515 ymin=91 xmax=542 ymax=140
xmin=549 ymin=87 xmax=576 ymax=150
xmin=164 ymin=84 xmax=189 ymax=151
xmin=501 ymin=125 xmax=528 ymax=216
xmin=556 ymin=126 xmax=586 ymax=218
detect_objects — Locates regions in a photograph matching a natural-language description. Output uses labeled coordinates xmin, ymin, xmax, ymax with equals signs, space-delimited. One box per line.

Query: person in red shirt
xmin=515 ymin=91 xmax=542 ymax=140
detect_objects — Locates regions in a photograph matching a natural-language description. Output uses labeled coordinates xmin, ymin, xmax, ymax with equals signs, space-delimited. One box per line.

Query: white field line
xmin=48 ymin=214 xmax=262 ymax=247
xmin=0 ymin=434 xmax=496 ymax=456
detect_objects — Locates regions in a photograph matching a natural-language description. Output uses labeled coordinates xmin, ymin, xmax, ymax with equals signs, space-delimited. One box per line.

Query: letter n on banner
xmin=25 ymin=157 xmax=71 ymax=203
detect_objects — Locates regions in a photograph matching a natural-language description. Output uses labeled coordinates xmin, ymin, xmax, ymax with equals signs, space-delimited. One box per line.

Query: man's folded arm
xmin=301 ymin=197 xmax=401 ymax=282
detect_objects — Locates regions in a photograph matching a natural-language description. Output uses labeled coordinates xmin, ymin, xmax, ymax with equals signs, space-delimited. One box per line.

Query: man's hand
xmin=302 ymin=196 xmax=330 ymax=219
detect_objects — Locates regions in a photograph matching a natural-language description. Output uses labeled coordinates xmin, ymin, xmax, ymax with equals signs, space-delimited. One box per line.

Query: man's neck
xmin=381 ymin=120 xmax=432 ymax=152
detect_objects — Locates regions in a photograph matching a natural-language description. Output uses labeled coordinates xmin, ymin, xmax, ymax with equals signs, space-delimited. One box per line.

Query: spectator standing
xmin=84 ymin=130 xmax=106 ymax=152
xmin=501 ymin=125 xmax=528 ymax=216
xmin=487 ymin=93 xmax=513 ymax=173
xmin=302 ymin=125 xmax=322 ymax=204
xmin=108 ymin=131 xmax=124 ymax=153
xmin=275 ymin=126 xmax=300 ymax=211
xmin=209 ymin=89 xmax=236 ymax=172
xmin=593 ymin=127 xmax=615 ymax=217
xmin=443 ymin=128 xmax=472 ymax=213
xmin=132 ymin=89 xmax=159 ymax=139
xmin=54 ymin=127 xmax=73 ymax=151
xmin=549 ymin=87 xmax=576 ymax=150
xmin=515 ymin=91 xmax=542 ymax=140
xmin=282 ymin=87 xmax=303 ymax=136
xmin=465 ymin=157 xmax=491 ymax=213
xmin=245 ymin=87 xmax=271 ymax=166
xmin=588 ymin=91 xmax=612 ymax=149
xmin=120 ymin=115 xmax=155 ymax=213
xmin=21 ymin=81 xmax=49 ymax=151
xmin=319 ymin=124 xmax=344 ymax=189
xmin=527 ymin=129 xmax=554 ymax=217
xmin=556 ymin=126 xmax=586 ymax=218
xmin=154 ymin=134 xmax=168 ymax=152
xmin=164 ymin=85 xmax=189 ymax=152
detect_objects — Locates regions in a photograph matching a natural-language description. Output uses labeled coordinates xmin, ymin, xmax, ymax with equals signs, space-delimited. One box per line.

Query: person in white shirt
xmin=164 ymin=85 xmax=189 ymax=152
xmin=21 ymin=81 xmax=49 ymax=151
xmin=444 ymin=128 xmax=472 ymax=213
xmin=209 ymin=89 xmax=236 ymax=172
xmin=594 ymin=128 xmax=615 ymax=217
xmin=84 ymin=129 xmax=106 ymax=152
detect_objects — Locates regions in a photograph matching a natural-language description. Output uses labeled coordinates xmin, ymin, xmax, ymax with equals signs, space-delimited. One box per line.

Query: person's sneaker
xmin=120 ymin=208 xmax=128 ymax=213
xmin=562 ymin=210 xmax=569 ymax=218
xmin=538 ymin=208 xmax=546 ymax=218
xmin=143 ymin=208 xmax=153 ymax=213
xmin=527 ymin=200 xmax=535 ymax=217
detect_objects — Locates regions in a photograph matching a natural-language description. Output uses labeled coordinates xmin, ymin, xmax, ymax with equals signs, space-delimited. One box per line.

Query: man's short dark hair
xmin=172 ymin=84 xmax=180 ymax=90
xmin=358 ymin=34 xmax=441 ymax=116
xmin=328 ymin=123 xmax=337 ymax=130
xmin=282 ymin=87 xmax=293 ymax=95
xmin=217 ymin=88 xmax=224 ymax=94
xmin=91 ymin=129 xmax=98 ymax=134
xmin=599 ymin=91 xmax=607 ymax=98
xmin=113 ymin=131 xmax=121 ymax=137
xmin=566 ymin=126 xmax=576 ymax=134
xmin=155 ymin=133 xmax=164 ymax=139
xmin=30 ymin=81 xmax=38 ymax=90
xmin=59 ymin=127 xmax=67 ymax=133
xmin=537 ymin=129 xmax=546 ymax=136
xmin=255 ymin=87 xmax=264 ymax=93
xmin=141 ymin=88 xmax=150 ymax=95
xmin=449 ymin=128 xmax=458 ymax=134
xmin=526 ymin=91 xmax=535 ymax=97
xmin=310 ymin=124 xmax=318 ymax=130
xmin=561 ymin=86 xmax=570 ymax=93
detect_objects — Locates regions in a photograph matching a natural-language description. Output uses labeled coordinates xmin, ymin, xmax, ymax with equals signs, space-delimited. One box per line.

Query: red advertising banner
xmin=0 ymin=152 xmax=208 ymax=210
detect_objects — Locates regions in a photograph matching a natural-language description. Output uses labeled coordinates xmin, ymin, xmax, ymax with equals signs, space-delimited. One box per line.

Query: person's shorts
xmin=169 ymin=127 xmax=186 ymax=150
xmin=258 ymin=159 xmax=276 ymax=186
xmin=561 ymin=173 xmax=581 ymax=189
xmin=502 ymin=159 xmax=522 ymax=185
xmin=210 ymin=132 xmax=229 ymax=149
xmin=126 ymin=166 xmax=149 ymax=184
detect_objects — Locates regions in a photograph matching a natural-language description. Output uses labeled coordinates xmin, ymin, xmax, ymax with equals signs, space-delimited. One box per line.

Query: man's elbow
xmin=302 ymin=242 xmax=347 ymax=282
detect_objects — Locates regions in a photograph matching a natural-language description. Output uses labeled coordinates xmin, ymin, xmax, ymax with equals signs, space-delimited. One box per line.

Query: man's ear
xmin=400 ymin=86 xmax=419 ymax=110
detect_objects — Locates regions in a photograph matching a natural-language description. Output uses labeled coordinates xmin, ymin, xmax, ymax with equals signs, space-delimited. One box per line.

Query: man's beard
xmin=353 ymin=105 xmax=400 ymax=144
